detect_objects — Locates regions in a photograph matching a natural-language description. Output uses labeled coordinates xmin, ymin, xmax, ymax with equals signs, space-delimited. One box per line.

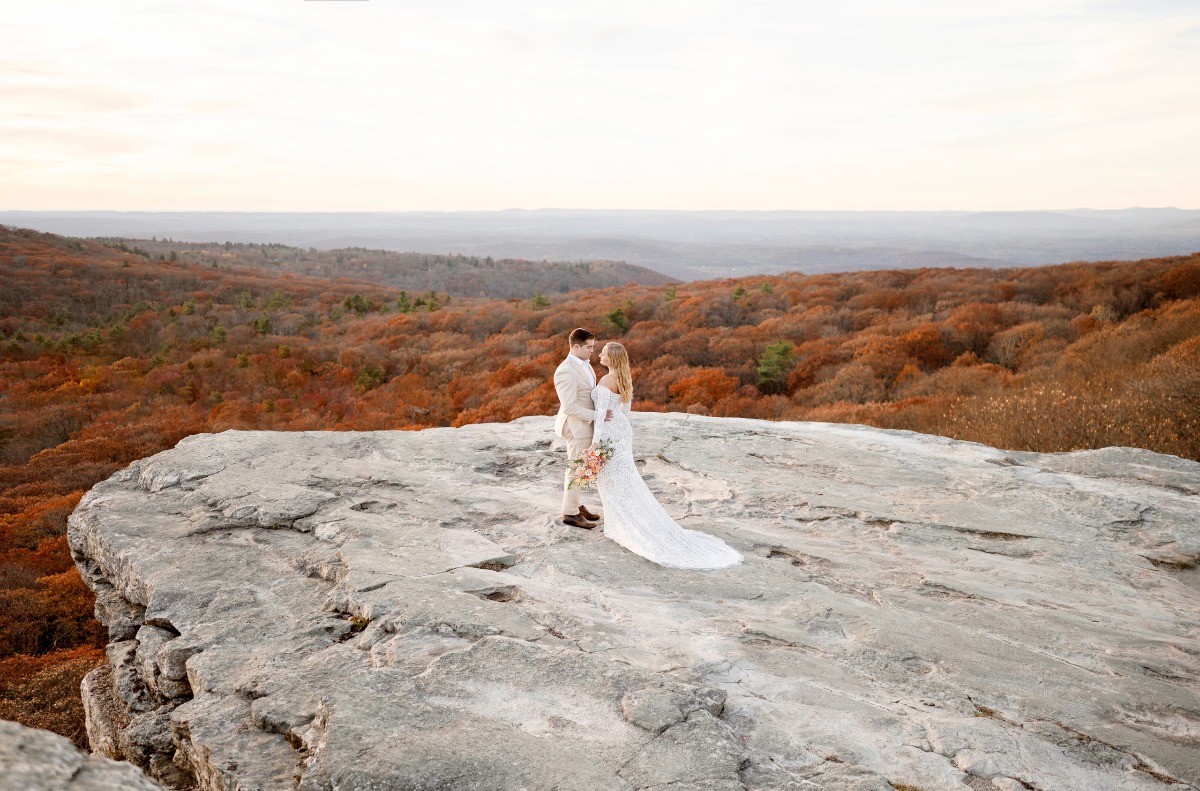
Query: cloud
xmin=184 ymin=99 xmax=256 ymax=114
xmin=0 ymin=82 xmax=150 ymax=114
xmin=0 ymin=0 xmax=1197 ymax=210
xmin=0 ymin=125 xmax=146 ymax=156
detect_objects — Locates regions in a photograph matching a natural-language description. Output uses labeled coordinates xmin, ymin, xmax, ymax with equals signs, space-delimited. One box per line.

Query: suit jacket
xmin=554 ymin=356 xmax=596 ymax=439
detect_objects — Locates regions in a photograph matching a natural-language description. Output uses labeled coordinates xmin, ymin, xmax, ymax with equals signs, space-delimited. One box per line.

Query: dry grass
xmin=0 ymin=645 xmax=105 ymax=747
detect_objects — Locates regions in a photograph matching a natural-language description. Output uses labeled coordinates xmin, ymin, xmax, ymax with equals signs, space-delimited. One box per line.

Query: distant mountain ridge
xmin=1 ymin=208 xmax=1197 ymax=281
xmin=1 ymin=230 xmax=677 ymax=298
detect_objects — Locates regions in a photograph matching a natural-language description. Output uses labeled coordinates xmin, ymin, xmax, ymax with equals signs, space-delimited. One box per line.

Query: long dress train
xmin=589 ymin=385 xmax=742 ymax=570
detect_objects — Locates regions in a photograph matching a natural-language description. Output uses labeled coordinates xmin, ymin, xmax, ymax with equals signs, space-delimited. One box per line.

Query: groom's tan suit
xmin=554 ymin=354 xmax=597 ymax=515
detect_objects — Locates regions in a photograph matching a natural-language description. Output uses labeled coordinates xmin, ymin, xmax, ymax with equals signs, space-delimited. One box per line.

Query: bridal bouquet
xmin=568 ymin=439 xmax=614 ymax=490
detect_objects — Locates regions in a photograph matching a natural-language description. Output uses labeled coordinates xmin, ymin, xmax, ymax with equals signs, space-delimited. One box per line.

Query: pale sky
xmin=3 ymin=0 xmax=1198 ymax=211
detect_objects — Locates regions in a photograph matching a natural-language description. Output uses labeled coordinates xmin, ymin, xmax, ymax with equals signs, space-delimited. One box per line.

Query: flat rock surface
xmin=66 ymin=414 xmax=1200 ymax=791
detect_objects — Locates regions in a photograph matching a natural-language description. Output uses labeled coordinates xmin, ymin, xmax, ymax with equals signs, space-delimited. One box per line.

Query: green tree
xmin=664 ymin=287 xmax=677 ymax=302
xmin=531 ymin=293 xmax=551 ymax=310
xmin=396 ymin=292 xmax=413 ymax=313
xmin=605 ymin=308 xmax=630 ymax=334
xmin=356 ymin=365 xmax=386 ymax=392
xmin=251 ymin=316 xmax=273 ymax=335
xmin=756 ymin=341 xmax=795 ymax=394
xmin=733 ymin=286 xmax=747 ymax=301
xmin=211 ymin=324 xmax=228 ymax=343
xmin=79 ymin=329 xmax=103 ymax=352
xmin=343 ymin=294 xmax=372 ymax=315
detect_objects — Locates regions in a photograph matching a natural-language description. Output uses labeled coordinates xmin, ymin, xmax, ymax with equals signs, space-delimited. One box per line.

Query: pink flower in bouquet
xmin=568 ymin=439 xmax=615 ymax=490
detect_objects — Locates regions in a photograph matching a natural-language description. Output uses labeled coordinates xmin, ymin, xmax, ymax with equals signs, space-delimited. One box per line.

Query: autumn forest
xmin=1 ymin=224 xmax=1198 ymax=745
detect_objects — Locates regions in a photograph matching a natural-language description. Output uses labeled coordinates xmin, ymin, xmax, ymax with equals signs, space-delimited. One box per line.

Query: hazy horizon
xmin=4 ymin=205 xmax=1199 ymax=213
xmin=6 ymin=207 xmax=1196 ymax=281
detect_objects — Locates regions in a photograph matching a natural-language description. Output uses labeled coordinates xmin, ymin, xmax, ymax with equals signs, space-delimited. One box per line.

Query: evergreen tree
xmin=605 ymin=308 xmax=630 ymax=334
xmin=343 ymin=294 xmax=372 ymax=315
xmin=756 ymin=341 xmax=795 ymax=393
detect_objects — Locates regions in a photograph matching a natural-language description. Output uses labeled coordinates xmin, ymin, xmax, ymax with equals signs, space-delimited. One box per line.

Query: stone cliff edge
xmin=63 ymin=414 xmax=1200 ymax=791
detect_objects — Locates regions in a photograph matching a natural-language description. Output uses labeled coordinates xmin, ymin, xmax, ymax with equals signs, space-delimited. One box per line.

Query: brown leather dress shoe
xmin=562 ymin=513 xmax=598 ymax=529
xmin=578 ymin=505 xmax=601 ymax=521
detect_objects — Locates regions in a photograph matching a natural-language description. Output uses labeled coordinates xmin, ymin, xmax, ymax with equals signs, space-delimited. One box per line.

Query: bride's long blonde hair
xmin=604 ymin=342 xmax=634 ymax=404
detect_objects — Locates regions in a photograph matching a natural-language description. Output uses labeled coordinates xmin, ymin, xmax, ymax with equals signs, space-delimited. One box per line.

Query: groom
xmin=554 ymin=327 xmax=611 ymax=529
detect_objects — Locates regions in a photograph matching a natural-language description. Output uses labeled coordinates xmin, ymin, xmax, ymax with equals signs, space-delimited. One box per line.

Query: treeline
xmin=89 ymin=236 xmax=676 ymax=299
xmin=0 ymin=223 xmax=1198 ymax=746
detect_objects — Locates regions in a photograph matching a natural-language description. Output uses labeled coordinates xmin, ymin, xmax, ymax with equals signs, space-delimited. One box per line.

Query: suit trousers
xmin=561 ymin=425 xmax=594 ymax=515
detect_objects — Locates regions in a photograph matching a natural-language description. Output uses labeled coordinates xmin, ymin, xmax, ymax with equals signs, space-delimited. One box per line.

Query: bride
xmin=587 ymin=342 xmax=743 ymax=570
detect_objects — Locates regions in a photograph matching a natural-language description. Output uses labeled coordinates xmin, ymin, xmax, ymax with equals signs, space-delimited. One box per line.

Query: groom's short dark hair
xmin=569 ymin=328 xmax=595 ymax=346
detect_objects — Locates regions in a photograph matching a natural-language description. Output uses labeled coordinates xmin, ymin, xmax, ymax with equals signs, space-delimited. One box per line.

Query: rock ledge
xmin=66 ymin=415 xmax=1200 ymax=790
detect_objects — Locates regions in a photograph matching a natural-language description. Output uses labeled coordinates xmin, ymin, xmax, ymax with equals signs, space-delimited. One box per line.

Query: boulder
xmin=0 ymin=718 xmax=166 ymax=790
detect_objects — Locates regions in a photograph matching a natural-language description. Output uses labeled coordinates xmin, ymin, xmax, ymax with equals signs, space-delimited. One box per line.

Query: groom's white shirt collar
xmin=566 ymin=353 xmax=595 ymax=383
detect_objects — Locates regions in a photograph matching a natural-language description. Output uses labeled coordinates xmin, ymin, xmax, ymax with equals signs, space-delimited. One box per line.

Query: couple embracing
xmin=552 ymin=328 xmax=742 ymax=570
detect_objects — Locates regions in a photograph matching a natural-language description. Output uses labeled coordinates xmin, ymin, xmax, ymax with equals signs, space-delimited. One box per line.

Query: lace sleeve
xmin=591 ymin=388 xmax=608 ymax=446
xmin=622 ymin=399 xmax=631 ymax=414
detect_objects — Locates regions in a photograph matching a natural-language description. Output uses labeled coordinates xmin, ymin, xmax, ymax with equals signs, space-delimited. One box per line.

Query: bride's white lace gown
xmin=589 ymin=385 xmax=742 ymax=570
